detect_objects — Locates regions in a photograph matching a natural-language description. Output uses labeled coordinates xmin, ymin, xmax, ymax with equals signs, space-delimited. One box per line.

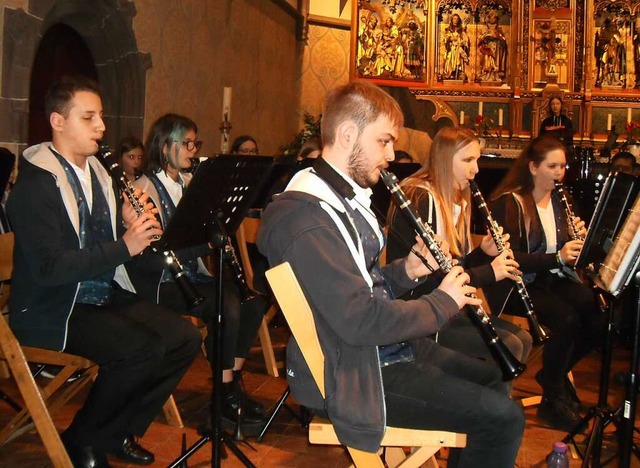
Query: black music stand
xmin=562 ymin=180 xmax=640 ymax=467
xmin=165 ymin=155 xmax=274 ymax=468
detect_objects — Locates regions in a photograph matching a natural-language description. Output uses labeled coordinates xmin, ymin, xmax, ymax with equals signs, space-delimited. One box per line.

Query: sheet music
xmin=599 ymin=195 xmax=640 ymax=296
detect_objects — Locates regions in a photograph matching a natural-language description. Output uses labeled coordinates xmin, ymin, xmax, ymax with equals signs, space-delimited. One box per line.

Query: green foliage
xmin=280 ymin=112 xmax=322 ymax=157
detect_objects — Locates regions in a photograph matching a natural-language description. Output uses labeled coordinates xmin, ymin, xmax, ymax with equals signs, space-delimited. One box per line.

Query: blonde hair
xmin=391 ymin=127 xmax=478 ymax=257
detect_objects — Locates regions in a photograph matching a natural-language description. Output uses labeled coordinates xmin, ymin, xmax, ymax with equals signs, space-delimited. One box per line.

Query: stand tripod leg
xmin=257 ymin=387 xmax=290 ymax=442
xmin=619 ymin=273 xmax=640 ymax=467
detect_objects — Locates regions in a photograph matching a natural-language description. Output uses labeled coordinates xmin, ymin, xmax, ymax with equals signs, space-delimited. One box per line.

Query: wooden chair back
xmin=236 ymin=211 xmax=282 ymax=377
xmin=266 ymin=262 xmax=467 ymax=468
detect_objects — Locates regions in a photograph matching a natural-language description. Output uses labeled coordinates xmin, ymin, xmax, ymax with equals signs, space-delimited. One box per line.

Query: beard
xmin=347 ymin=141 xmax=378 ymax=188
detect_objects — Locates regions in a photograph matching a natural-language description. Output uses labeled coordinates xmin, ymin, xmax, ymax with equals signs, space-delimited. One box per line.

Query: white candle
xmin=498 ymin=109 xmax=503 ymax=126
xmin=478 ymin=102 xmax=483 ymax=117
xmin=459 ymin=111 xmax=465 ymax=126
xmin=222 ymin=87 xmax=232 ymax=121
xmin=628 ymin=107 xmax=632 ymax=124
xmin=607 ymin=113 xmax=612 ymax=131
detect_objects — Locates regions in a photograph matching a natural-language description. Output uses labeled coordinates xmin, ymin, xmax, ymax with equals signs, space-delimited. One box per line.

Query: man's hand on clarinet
xmin=122 ymin=212 xmax=163 ymax=257
xmin=438 ymin=266 xmax=483 ymax=309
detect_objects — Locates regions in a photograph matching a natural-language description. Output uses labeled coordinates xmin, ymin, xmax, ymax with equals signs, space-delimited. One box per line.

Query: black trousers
xmin=383 ymin=339 xmax=525 ymax=468
xmin=522 ymin=271 xmax=604 ymax=399
xmin=63 ymin=288 xmax=202 ymax=451
xmin=159 ymin=278 xmax=265 ymax=370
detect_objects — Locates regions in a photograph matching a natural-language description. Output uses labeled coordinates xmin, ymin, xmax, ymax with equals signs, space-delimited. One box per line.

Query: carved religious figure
xmin=595 ymin=17 xmax=626 ymax=87
xmin=477 ymin=9 xmax=508 ymax=83
xmin=634 ymin=18 xmax=640 ymax=88
xmin=441 ymin=13 xmax=470 ymax=82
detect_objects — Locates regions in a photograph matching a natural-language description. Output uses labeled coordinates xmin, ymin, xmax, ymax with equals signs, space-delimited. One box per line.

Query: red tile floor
xmin=0 ymin=321 xmax=639 ymax=467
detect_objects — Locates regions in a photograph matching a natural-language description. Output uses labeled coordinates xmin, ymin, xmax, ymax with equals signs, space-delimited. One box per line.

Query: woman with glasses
xmin=127 ymin=113 xmax=268 ymax=432
xmin=230 ymin=135 xmax=259 ymax=155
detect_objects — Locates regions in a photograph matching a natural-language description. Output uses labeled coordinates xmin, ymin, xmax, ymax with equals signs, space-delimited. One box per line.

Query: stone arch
xmin=2 ymin=0 xmax=150 ymax=149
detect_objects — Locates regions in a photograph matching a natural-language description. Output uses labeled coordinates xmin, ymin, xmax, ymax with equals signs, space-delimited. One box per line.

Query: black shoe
xmin=537 ymin=398 xmax=582 ymax=432
xmin=232 ymin=370 xmax=266 ymax=416
xmin=536 ymin=370 xmax=582 ymax=413
xmin=61 ymin=431 xmax=111 ymax=468
xmin=222 ymin=388 xmax=267 ymax=425
xmin=109 ymin=435 xmax=154 ymax=465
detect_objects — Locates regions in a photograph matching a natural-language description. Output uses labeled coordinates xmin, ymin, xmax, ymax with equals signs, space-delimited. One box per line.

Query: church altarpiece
xmin=351 ymin=0 xmax=640 ymax=149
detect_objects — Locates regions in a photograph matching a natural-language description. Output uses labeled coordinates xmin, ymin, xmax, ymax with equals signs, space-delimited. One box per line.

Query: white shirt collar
xmin=155 ymin=170 xmax=185 ymax=207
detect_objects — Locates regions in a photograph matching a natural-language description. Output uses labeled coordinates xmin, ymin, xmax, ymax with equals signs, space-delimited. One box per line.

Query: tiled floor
xmin=0 ymin=321 xmax=638 ymax=467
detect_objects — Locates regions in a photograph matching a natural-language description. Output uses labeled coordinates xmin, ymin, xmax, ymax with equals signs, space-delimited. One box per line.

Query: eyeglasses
xmin=181 ymin=140 xmax=203 ymax=152
xmin=237 ymin=147 xmax=258 ymax=155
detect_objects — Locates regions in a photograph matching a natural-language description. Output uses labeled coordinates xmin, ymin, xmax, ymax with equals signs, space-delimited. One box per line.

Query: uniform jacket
xmin=6 ymin=143 xmax=132 ymax=350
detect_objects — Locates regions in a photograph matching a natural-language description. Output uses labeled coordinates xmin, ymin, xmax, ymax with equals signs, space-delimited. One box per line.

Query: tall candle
xmin=607 ymin=114 xmax=612 ymax=131
xmin=478 ymin=101 xmax=483 ymax=116
xmin=222 ymin=87 xmax=232 ymax=121
xmin=628 ymin=107 xmax=632 ymax=124
xmin=460 ymin=111 xmax=465 ymax=126
xmin=498 ymin=109 xmax=503 ymax=126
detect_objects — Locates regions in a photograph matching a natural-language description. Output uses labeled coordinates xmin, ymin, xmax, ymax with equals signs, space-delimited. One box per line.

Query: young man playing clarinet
xmin=6 ymin=76 xmax=201 ymax=468
xmin=257 ymin=81 xmax=524 ymax=468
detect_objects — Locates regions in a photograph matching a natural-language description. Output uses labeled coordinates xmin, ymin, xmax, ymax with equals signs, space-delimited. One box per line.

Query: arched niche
xmin=3 ymin=0 xmax=151 ymax=149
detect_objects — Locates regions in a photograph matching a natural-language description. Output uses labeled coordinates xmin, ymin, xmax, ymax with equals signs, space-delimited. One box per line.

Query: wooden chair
xmin=0 ymin=233 xmax=182 ymax=454
xmin=265 ymin=262 xmax=467 ymax=468
xmin=235 ymin=211 xmax=283 ymax=377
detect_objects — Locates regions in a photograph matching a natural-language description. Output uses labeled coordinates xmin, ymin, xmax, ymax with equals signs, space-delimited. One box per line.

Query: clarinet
xmin=223 ymin=237 xmax=255 ymax=303
xmin=554 ymin=180 xmax=584 ymax=241
xmin=469 ymin=180 xmax=548 ymax=344
xmin=381 ymin=170 xmax=525 ymax=380
xmin=553 ymin=180 xmax=584 ymax=283
xmin=96 ymin=145 xmax=206 ymax=311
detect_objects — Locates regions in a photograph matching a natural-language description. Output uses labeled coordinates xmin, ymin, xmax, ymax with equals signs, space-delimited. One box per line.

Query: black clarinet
xmin=223 ymin=237 xmax=255 ymax=303
xmin=381 ymin=170 xmax=525 ymax=380
xmin=553 ymin=180 xmax=584 ymax=283
xmin=96 ymin=145 xmax=206 ymax=311
xmin=554 ymin=180 xmax=584 ymax=241
xmin=469 ymin=180 xmax=548 ymax=344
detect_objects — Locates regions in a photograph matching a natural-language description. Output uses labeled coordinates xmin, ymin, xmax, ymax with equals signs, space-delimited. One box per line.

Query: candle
xmin=478 ymin=102 xmax=483 ymax=117
xmin=498 ymin=109 xmax=503 ymax=126
xmin=628 ymin=107 xmax=632 ymax=124
xmin=459 ymin=111 xmax=465 ymax=126
xmin=222 ymin=87 xmax=232 ymax=121
xmin=607 ymin=114 xmax=612 ymax=131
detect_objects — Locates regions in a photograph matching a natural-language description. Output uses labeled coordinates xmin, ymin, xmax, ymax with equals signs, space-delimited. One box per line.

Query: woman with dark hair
xmin=128 ymin=113 xmax=267 ymax=431
xmin=386 ymin=127 xmax=532 ymax=376
xmin=488 ymin=135 xmax=603 ymax=431
xmin=116 ymin=136 xmax=145 ymax=182
xmin=230 ymin=135 xmax=259 ymax=155
xmin=539 ymin=96 xmax=573 ymax=150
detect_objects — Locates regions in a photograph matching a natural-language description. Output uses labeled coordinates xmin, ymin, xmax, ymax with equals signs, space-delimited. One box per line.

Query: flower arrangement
xmin=280 ymin=112 xmax=322 ymax=158
xmin=625 ymin=120 xmax=640 ymax=147
xmin=474 ymin=115 xmax=494 ymax=136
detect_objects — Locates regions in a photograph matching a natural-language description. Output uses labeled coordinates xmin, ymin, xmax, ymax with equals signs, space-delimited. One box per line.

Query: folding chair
xmin=266 ymin=262 xmax=467 ymax=468
xmin=236 ymin=211 xmax=283 ymax=377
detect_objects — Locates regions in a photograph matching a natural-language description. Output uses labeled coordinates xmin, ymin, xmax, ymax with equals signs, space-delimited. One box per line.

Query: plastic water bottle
xmin=546 ymin=441 xmax=569 ymax=468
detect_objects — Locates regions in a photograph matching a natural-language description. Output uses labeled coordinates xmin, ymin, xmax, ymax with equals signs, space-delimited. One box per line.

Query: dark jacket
xmin=125 ymin=173 xmax=211 ymax=303
xmin=6 ymin=143 xmax=132 ymax=350
xmin=257 ymin=168 xmax=459 ymax=452
xmin=387 ymin=185 xmax=494 ymax=298
xmin=485 ymin=192 xmax=570 ymax=313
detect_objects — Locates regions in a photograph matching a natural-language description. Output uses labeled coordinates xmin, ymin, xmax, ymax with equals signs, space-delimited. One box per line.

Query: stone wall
xmin=0 ymin=0 xmax=302 ymax=157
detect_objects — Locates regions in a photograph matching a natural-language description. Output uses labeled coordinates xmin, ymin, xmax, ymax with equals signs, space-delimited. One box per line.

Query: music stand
xmin=562 ymin=185 xmax=640 ymax=467
xmin=165 ymin=155 xmax=274 ymax=468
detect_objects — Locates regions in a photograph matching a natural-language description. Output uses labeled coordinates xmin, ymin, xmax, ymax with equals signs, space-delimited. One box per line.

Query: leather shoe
xmin=109 ymin=435 xmax=154 ymax=465
xmin=61 ymin=431 xmax=110 ymax=468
